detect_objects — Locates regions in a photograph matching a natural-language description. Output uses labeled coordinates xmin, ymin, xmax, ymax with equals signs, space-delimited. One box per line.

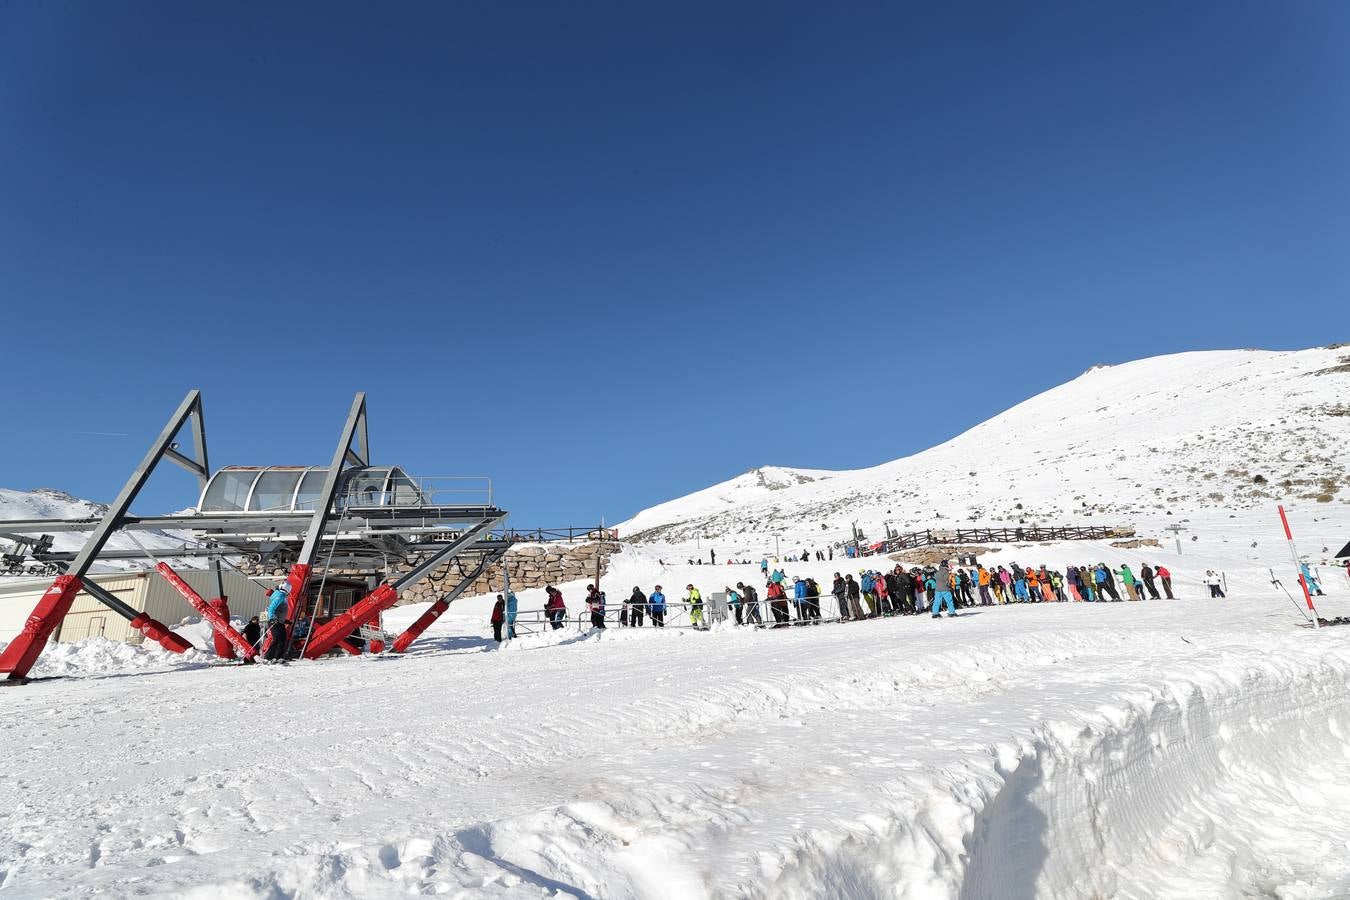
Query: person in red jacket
xmin=544 ymin=586 xmax=567 ymax=630
xmin=766 ymin=580 xmax=790 ymax=626
xmin=490 ymin=595 xmax=506 ymax=643
xmin=1155 ymin=564 xmax=1174 ymax=599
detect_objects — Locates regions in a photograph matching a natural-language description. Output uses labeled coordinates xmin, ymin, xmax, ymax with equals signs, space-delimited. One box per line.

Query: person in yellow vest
xmin=686 ymin=584 xmax=704 ymax=627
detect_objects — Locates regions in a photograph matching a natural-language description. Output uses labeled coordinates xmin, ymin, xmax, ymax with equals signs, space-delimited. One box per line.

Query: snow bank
xmin=0 ymin=635 xmax=211 ymax=679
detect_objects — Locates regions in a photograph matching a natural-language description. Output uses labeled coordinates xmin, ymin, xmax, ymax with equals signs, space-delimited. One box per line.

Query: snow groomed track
xmin=2 ymin=577 xmax=1349 ymax=899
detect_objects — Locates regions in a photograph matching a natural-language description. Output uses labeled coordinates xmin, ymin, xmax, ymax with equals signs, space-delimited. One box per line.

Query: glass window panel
xmin=344 ymin=469 xmax=390 ymax=507
xmin=388 ymin=469 xmax=422 ymax=507
xmin=248 ymin=470 xmax=303 ymax=511
xmin=294 ymin=469 xmax=329 ymax=512
xmin=201 ymin=470 xmax=258 ymax=512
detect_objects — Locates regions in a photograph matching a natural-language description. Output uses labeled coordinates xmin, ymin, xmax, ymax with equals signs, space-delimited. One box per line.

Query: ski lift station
xmin=0 ymin=391 xmax=512 ymax=683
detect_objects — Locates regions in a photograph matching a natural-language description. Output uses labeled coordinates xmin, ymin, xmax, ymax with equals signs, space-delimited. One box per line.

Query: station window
xmin=344 ymin=469 xmax=391 ymax=507
xmin=201 ymin=470 xmax=259 ymax=512
xmin=249 ymin=470 xmax=303 ymax=511
xmin=294 ymin=469 xmax=328 ymax=512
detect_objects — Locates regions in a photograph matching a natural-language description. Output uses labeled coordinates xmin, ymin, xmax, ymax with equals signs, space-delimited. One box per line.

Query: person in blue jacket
xmin=266 ymin=580 xmax=290 ymax=621
xmin=792 ymin=576 xmax=809 ymax=621
xmin=860 ymin=570 xmax=877 ymax=616
xmin=505 ymin=591 xmax=518 ymax=638
xmin=648 ymin=585 xmax=667 ymax=627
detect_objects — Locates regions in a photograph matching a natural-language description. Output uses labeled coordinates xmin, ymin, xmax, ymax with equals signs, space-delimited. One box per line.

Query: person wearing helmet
xmin=266 ymin=579 xmax=291 ymax=622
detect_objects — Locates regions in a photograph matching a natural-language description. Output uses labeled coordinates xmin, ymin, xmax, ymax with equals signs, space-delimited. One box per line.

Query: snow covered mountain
xmin=0 ymin=487 xmax=193 ymax=571
xmin=618 ymin=346 xmax=1350 ymax=551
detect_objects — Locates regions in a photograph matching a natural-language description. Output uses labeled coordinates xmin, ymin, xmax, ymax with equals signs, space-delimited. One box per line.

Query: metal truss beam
xmin=2 ymin=391 xmax=210 ymax=681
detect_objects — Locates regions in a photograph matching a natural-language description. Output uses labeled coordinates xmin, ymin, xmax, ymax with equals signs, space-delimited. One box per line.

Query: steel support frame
xmin=266 ymin=395 xmax=371 ymax=652
xmin=1 ymin=391 xmax=210 ymax=681
xmin=391 ymin=549 xmax=503 ymax=653
xmin=301 ymin=515 xmax=506 ymax=659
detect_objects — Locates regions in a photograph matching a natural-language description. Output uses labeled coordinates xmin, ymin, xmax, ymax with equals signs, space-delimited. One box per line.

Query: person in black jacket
xmin=804 ymin=577 xmax=822 ymax=621
xmin=627 ymin=587 xmax=647 ymax=627
xmin=884 ymin=571 xmax=904 ymax=616
xmin=831 ymin=574 xmax=848 ymax=620
xmin=240 ymin=615 xmax=261 ymax=664
xmin=1139 ymin=565 xmax=1161 ymax=600
xmin=956 ymin=569 xmax=975 ymax=607
xmin=738 ymin=582 xmax=762 ymax=625
xmin=845 ymin=574 xmax=863 ymax=620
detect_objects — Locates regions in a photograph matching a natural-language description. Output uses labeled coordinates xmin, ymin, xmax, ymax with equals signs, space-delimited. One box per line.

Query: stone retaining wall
xmin=244 ymin=541 xmax=621 ymax=606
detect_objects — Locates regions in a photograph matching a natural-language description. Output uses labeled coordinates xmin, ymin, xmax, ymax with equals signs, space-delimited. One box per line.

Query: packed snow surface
xmin=3 ymin=541 xmax=1350 ymax=899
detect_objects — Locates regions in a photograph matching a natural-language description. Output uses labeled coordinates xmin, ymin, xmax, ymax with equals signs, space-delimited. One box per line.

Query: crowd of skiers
xmin=492 ymin=559 xmax=1194 ymax=638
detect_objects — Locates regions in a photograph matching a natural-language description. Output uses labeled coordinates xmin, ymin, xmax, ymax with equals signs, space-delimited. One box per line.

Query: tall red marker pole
xmin=1278 ymin=504 xmax=1319 ymax=629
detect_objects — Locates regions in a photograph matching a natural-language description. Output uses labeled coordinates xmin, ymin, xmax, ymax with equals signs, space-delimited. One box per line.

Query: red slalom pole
xmin=1278 ymin=504 xmax=1319 ymax=629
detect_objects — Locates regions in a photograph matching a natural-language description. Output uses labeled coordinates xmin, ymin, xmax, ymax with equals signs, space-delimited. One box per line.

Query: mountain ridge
xmin=618 ymin=345 xmax=1350 ymax=548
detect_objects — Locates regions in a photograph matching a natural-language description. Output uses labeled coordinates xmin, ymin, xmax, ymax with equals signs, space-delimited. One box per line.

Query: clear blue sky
xmin=2 ymin=2 xmax=1347 ymax=525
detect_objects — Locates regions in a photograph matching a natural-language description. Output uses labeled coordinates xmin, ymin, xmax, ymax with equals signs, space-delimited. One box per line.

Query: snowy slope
xmin=617 ymin=346 xmax=1350 ymax=555
xmin=0 ymin=487 xmax=196 ymax=572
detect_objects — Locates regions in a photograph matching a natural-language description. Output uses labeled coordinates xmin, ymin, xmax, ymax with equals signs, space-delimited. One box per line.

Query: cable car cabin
xmin=291 ymin=575 xmax=388 ymax=656
xmin=191 ymin=465 xmax=441 ymax=567
xmin=197 ymin=466 xmax=426 ymax=515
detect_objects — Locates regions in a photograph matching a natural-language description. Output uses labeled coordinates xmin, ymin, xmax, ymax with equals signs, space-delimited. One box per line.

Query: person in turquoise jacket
xmin=505 ymin=591 xmax=518 ymax=638
xmin=1300 ymin=563 xmax=1325 ymax=596
xmin=266 ymin=581 xmax=290 ymax=621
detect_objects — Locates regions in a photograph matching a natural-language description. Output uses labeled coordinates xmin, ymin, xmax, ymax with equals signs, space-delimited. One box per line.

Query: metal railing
xmin=330 ymin=476 xmax=495 ymax=512
xmin=504 ymin=526 xmax=619 ymax=544
xmin=851 ymin=525 xmax=1136 ymax=556
xmin=570 ymin=597 xmax=857 ymax=630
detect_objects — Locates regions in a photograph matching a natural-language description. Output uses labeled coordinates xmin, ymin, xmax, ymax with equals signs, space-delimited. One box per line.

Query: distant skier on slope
xmin=1204 ymin=571 xmax=1225 ymax=598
